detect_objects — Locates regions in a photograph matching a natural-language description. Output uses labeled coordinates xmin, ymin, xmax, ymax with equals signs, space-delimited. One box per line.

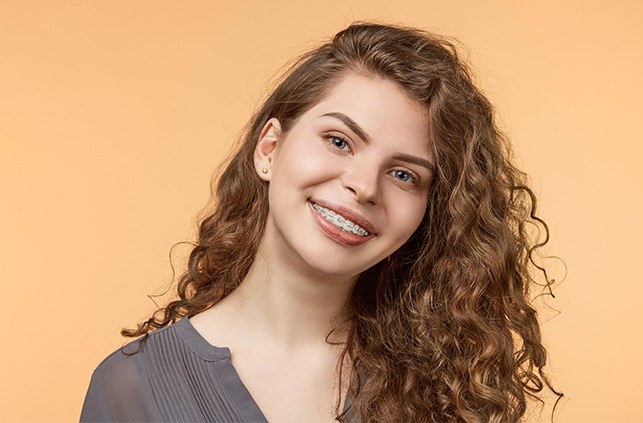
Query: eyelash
xmin=322 ymin=133 xmax=421 ymax=187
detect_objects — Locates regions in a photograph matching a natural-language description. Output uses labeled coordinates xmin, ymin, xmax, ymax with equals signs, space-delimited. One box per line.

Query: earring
xmin=261 ymin=167 xmax=269 ymax=174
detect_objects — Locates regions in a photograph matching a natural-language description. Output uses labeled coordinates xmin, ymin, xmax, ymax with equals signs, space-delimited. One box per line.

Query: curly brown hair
xmin=123 ymin=22 xmax=563 ymax=422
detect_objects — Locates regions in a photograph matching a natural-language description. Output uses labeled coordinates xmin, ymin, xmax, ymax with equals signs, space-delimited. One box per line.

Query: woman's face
xmin=255 ymin=72 xmax=435 ymax=280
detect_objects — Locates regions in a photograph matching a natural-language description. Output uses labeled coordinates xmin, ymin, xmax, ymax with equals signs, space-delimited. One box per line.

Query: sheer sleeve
xmin=80 ymin=343 xmax=162 ymax=422
xmin=80 ymin=368 xmax=113 ymax=422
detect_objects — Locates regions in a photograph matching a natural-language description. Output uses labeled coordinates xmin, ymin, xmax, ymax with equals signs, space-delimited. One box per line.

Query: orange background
xmin=1 ymin=1 xmax=642 ymax=422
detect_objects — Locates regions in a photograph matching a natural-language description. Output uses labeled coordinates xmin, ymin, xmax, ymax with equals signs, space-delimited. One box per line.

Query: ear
xmin=254 ymin=118 xmax=282 ymax=181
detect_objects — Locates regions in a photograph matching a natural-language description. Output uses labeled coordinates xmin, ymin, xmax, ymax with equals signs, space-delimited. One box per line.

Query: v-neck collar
xmin=174 ymin=315 xmax=267 ymax=421
xmin=174 ymin=315 xmax=354 ymax=422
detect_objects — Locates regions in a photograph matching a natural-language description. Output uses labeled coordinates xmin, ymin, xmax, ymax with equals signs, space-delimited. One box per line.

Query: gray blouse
xmin=80 ymin=316 xmax=356 ymax=422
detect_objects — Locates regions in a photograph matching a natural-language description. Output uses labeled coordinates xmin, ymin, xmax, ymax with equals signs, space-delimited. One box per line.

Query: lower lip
xmin=307 ymin=200 xmax=375 ymax=246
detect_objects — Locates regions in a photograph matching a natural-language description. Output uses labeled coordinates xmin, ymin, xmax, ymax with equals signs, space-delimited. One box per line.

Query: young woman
xmin=81 ymin=22 xmax=561 ymax=423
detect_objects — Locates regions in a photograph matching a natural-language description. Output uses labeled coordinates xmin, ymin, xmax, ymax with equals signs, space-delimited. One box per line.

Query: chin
xmin=301 ymin=252 xmax=362 ymax=279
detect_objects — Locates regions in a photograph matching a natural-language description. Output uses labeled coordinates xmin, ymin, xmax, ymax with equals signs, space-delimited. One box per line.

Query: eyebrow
xmin=320 ymin=112 xmax=436 ymax=174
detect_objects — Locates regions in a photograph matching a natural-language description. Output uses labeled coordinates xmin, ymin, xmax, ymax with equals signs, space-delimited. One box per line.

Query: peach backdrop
xmin=1 ymin=1 xmax=641 ymax=422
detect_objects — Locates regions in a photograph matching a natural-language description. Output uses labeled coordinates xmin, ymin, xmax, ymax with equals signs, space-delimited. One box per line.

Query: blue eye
xmin=394 ymin=170 xmax=411 ymax=182
xmin=393 ymin=170 xmax=419 ymax=186
xmin=328 ymin=135 xmax=349 ymax=150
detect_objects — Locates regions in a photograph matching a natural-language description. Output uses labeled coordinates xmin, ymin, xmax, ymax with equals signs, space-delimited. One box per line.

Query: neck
xmin=200 ymin=242 xmax=358 ymax=357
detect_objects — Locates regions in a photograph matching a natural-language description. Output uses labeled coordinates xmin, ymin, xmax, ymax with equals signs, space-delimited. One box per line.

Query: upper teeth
xmin=312 ymin=203 xmax=370 ymax=236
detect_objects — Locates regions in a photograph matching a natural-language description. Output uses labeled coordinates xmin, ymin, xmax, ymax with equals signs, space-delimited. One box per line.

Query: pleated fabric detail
xmin=142 ymin=319 xmax=266 ymax=422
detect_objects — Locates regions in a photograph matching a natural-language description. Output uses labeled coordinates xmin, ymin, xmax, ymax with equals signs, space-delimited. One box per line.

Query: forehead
xmin=306 ymin=72 xmax=431 ymax=152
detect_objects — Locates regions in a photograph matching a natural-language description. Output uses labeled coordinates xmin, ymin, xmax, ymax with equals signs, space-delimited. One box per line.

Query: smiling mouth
xmin=310 ymin=202 xmax=371 ymax=236
xmin=307 ymin=200 xmax=376 ymax=247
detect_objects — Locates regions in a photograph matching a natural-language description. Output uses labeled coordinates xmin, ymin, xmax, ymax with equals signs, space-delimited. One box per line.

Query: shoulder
xmin=90 ymin=321 xmax=181 ymax=385
xmin=90 ymin=327 xmax=156 ymax=378
xmin=86 ymin=315 xmax=229 ymax=395
xmin=81 ymin=317 xmax=235 ymax=422
xmin=80 ymin=325 xmax=178 ymax=422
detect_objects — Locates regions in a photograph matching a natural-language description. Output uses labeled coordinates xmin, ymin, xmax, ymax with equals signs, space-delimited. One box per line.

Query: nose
xmin=341 ymin=163 xmax=381 ymax=205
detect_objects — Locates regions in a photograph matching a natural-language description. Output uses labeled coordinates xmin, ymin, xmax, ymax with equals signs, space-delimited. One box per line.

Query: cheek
xmin=283 ymin=142 xmax=341 ymax=183
xmin=390 ymin=199 xmax=427 ymax=239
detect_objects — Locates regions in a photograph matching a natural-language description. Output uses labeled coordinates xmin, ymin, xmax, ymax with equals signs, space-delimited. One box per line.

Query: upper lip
xmin=308 ymin=198 xmax=378 ymax=235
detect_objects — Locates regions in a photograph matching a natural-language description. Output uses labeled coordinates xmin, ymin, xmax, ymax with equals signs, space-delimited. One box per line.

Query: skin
xmin=190 ymin=72 xmax=434 ymax=422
